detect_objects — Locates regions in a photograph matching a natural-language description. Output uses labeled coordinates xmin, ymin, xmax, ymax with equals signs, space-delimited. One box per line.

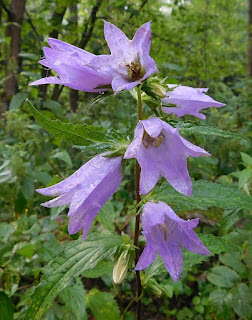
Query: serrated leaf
xmin=232 ymin=283 xmax=252 ymax=318
xmin=58 ymin=278 xmax=87 ymax=320
xmin=209 ymin=289 xmax=234 ymax=319
xmin=0 ymin=292 xmax=14 ymax=320
xmin=173 ymin=121 xmax=246 ymax=140
xmin=151 ymin=180 xmax=252 ymax=212
xmin=82 ymin=260 xmax=113 ymax=279
xmin=25 ymin=232 xmax=122 ymax=320
xmin=27 ymin=100 xmax=112 ymax=146
xmin=86 ymin=288 xmax=120 ymax=320
xmin=219 ymin=252 xmax=247 ymax=274
xmin=207 ymin=266 xmax=240 ymax=288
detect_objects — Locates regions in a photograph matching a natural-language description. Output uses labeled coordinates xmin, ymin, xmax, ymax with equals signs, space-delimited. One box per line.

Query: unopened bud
xmin=150 ymin=82 xmax=167 ymax=99
xmin=113 ymin=250 xmax=130 ymax=284
xmin=142 ymin=77 xmax=167 ymax=100
xmin=145 ymin=278 xmax=163 ymax=297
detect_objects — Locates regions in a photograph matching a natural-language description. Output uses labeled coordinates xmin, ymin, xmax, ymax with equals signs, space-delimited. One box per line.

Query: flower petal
xmin=47 ymin=37 xmax=95 ymax=63
xmin=135 ymin=243 xmax=156 ymax=270
xmin=103 ymin=20 xmax=131 ymax=56
xmin=163 ymin=85 xmax=225 ymax=118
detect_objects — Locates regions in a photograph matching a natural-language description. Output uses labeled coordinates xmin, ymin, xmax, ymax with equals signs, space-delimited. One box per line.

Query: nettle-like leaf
xmin=169 ymin=120 xmax=246 ymax=140
xmin=150 ymin=180 xmax=252 ymax=212
xmin=25 ymin=232 xmax=122 ymax=320
xmin=27 ymin=99 xmax=118 ymax=147
xmin=231 ymin=283 xmax=252 ymax=318
xmin=207 ymin=266 xmax=240 ymax=288
xmin=209 ymin=289 xmax=234 ymax=319
xmin=86 ymin=288 xmax=121 ymax=320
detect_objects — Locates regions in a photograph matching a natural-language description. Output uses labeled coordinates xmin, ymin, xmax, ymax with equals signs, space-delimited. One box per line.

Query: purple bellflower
xmin=124 ymin=117 xmax=210 ymax=196
xmin=36 ymin=154 xmax=122 ymax=240
xmin=29 ymin=38 xmax=113 ymax=92
xmin=89 ymin=21 xmax=158 ymax=94
xmin=135 ymin=201 xmax=210 ymax=282
xmin=30 ymin=21 xmax=157 ymax=94
xmin=162 ymin=84 xmax=225 ymax=119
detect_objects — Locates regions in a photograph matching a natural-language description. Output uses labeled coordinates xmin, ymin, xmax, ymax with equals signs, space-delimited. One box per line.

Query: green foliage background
xmin=0 ymin=0 xmax=251 ymax=319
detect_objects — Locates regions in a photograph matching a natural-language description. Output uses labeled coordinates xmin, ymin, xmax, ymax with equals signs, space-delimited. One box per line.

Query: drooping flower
xmin=30 ymin=21 xmax=157 ymax=94
xmin=162 ymin=85 xmax=225 ymax=119
xmin=29 ymin=38 xmax=113 ymax=92
xmin=135 ymin=201 xmax=210 ymax=282
xmin=124 ymin=117 xmax=210 ymax=196
xmin=89 ymin=21 xmax=158 ymax=94
xmin=36 ymin=154 xmax=122 ymax=239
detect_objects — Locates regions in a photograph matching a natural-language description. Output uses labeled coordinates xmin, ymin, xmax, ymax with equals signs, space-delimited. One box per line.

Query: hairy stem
xmin=134 ymin=86 xmax=143 ymax=320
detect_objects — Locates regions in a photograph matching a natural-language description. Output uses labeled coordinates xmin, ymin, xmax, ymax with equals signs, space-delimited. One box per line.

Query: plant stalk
xmin=134 ymin=86 xmax=143 ymax=320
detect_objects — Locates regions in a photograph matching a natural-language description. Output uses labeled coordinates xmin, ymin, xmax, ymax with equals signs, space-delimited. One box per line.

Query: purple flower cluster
xmin=30 ymin=21 xmax=157 ymax=94
xmin=35 ymin=22 xmax=225 ymax=282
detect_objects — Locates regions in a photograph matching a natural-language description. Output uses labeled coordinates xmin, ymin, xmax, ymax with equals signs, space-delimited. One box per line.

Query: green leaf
xmin=43 ymin=100 xmax=64 ymax=118
xmin=25 ymin=232 xmax=122 ymax=320
xmin=231 ymin=283 xmax=252 ymax=318
xmin=240 ymin=152 xmax=252 ymax=166
xmin=219 ymin=252 xmax=247 ymax=274
xmin=151 ymin=180 xmax=252 ymax=212
xmin=21 ymin=176 xmax=35 ymax=200
xmin=209 ymin=289 xmax=234 ymax=319
xmin=98 ymin=201 xmax=119 ymax=231
xmin=10 ymin=92 xmax=28 ymax=110
xmin=58 ymin=278 xmax=87 ymax=320
xmin=0 ymin=223 xmax=15 ymax=243
xmin=27 ymin=100 xmax=113 ymax=146
xmin=19 ymin=52 xmax=39 ymax=60
xmin=82 ymin=260 xmax=113 ymax=279
xmin=0 ymin=292 xmax=14 ymax=320
xmin=86 ymin=288 xmax=120 ymax=320
xmin=18 ymin=243 xmax=34 ymax=259
xmin=173 ymin=120 xmax=246 ymax=140
xmin=51 ymin=150 xmax=72 ymax=166
xmin=207 ymin=266 xmax=240 ymax=288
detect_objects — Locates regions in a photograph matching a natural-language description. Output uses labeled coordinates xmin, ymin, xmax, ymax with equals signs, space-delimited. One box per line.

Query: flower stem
xmin=134 ymin=86 xmax=143 ymax=320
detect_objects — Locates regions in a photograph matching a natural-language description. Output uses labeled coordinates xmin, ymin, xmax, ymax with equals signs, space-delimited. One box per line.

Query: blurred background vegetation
xmin=0 ymin=0 xmax=251 ymax=319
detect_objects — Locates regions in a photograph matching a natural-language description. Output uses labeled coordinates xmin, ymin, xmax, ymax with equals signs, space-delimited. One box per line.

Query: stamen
xmin=153 ymin=135 xmax=164 ymax=148
xmin=126 ymin=58 xmax=145 ymax=81
xmin=142 ymin=131 xmax=150 ymax=148
xmin=161 ymin=223 xmax=167 ymax=241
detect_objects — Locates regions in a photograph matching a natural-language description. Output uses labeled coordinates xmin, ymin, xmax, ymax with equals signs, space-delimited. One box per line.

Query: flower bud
xmin=113 ymin=250 xmax=130 ymax=284
xmin=144 ymin=278 xmax=163 ymax=297
xmin=142 ymin=77 xmax=167 ymax=100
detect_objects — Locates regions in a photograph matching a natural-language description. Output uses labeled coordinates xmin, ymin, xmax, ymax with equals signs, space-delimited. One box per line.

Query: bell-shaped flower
xmin=87 ymin=21 xmax=158 ymax=94
xmin=36 ymin=154 xmax=122 ymax=240
xmin=135 ymin=201 xmax=210 ymax=282
xmin=29 ymin=38 xmax=113 ymax=92
xmin=162 ymin=85 xmax=225 ymax=119
xmin=124 ymin=117 xmax=210 ymax=196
